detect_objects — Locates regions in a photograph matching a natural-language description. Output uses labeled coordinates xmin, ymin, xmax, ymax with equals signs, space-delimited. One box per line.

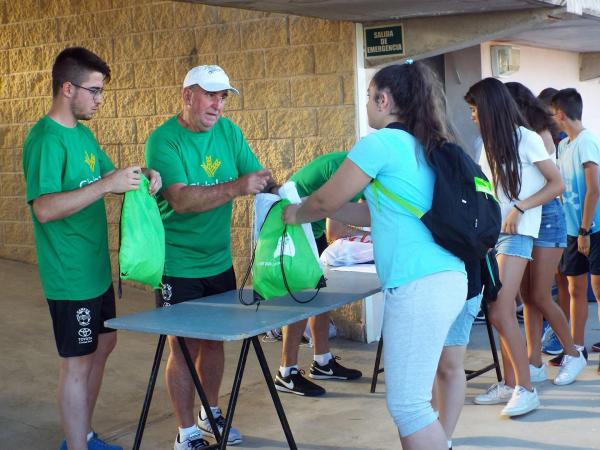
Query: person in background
xmin=552 ymin=88 xmax=600 ymax=376
xmin=274 ymin=151 xmax=363 ymax=398
xmin=465 ymin=78 xmax=563 ymax=416
xmin=506 ymin=81 xmax=586 ymax=386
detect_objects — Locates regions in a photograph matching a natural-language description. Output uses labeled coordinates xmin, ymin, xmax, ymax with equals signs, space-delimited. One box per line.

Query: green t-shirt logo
xmin=201 ymin=155 xmax=221 ymax=177
xmin=84 ymin=150 xmax=96 ymax=173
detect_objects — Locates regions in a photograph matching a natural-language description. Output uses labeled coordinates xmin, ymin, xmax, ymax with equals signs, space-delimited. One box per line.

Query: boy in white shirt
xmin=553 ymin=88 xmax=600 ymax=375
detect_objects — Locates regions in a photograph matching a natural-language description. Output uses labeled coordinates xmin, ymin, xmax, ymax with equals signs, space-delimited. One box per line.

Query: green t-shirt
xmin=290 ymin=151 xmax=361 ymax=238
xmin=22 ymin=116 xmax=115 ymax=300
xmin=145 ymin=115 xmax=262 ymax=278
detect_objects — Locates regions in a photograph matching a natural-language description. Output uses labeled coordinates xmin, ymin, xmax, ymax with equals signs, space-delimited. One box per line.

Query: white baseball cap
xmin=182 ymin=65 xmax=239 ymax=95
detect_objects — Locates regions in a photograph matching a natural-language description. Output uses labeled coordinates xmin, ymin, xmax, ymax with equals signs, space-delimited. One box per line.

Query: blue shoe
xmin=88 ymin=433 xmax=123 ymax=450
xmin=59 ymin=439 xmax=67 ymax=450
xmin=541 ymin=329 xmax=563 ymax=355
xmin=541 ymin=321 xmax=551 ymax=339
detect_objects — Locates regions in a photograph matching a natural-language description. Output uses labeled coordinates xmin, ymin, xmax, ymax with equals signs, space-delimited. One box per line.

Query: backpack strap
xmin=370 ymin=179 xmax=425 ymax=219
xmin=474 ymin=176 xmax=499 ymax=202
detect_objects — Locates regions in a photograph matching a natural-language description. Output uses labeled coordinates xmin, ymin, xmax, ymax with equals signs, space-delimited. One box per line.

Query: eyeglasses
xmin=71 ymin=82 xmax=104 ymax=100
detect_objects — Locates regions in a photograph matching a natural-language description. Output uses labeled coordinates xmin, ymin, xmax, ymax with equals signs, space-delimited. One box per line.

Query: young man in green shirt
xmin=22 ymin=48 xmax=161 ymax=450
xmin=146 ymin=65 xmax=276 ymax=450
xmin=273 ymin=152 xmax=363 ymax=397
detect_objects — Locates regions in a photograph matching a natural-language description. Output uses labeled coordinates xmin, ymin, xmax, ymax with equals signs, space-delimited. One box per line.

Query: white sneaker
xmin=474 ymin=382 xmax=514 ymax=405
xmin=529 ymin=363 xmax=547 ymax=383
xmin=501 ymin=385 xmax=540 ymax=416
xmin=198 ymin=408 xmax=243 ymax=445
xmin=554 ymin=350 xmax=587 ymax=385
xmin=174 ymin=430 xmax=209 ymax=450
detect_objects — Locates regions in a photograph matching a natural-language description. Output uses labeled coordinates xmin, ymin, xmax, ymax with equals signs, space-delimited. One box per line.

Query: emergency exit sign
xmin=364 ymin=24 xmax=404 ymax=59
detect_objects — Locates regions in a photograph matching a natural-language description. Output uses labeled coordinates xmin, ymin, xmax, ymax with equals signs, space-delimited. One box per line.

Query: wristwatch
xmin=578 ymin=227 xmax=592 ymax=236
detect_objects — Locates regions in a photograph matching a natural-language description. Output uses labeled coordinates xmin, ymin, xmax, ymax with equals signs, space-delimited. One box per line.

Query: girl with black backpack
xmin=465 ymin=78 xmax=564 ymax=417
xmin=283 ymin=61 xmax=467 ymax=449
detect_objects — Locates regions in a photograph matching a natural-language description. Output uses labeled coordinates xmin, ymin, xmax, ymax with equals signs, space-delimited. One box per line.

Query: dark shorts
xmin=155 ymin=267 xmax=237 ymax=307
xmin=559 ymin=232 xmax=600 ymax=276
xmin=315 ymin=234 xmax=329 ymax=255
xmin=47 ymin=284 xmax=116 ymax=358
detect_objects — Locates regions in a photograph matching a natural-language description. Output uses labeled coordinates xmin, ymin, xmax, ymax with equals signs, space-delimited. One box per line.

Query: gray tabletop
xmin=106 ymin=270 xmax=381 ymax=341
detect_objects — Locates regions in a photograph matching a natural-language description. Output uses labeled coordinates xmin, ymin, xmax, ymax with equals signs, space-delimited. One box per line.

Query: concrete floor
xmin=1 ymin=258 xmax=599 ymax=450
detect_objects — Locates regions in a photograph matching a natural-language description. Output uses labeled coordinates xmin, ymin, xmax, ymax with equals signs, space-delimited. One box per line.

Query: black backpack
xmin=372 ymin=124 xmax=502 ymax=263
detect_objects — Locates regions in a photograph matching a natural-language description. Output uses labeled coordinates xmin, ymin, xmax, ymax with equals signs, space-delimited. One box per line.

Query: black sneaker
xmin=274 ymin=368 xmax=325 ymax=396
xmin=548 ymin=348 xmax=588 ymax=367
xmin=309 ymin=356 xmax=362 ymax=380
xmin=592 ymin=341 xmax=600 ymax=352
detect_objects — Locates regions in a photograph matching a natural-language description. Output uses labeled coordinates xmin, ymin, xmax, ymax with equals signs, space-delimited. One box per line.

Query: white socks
xmin=200 ymin=405 xmax=221 ymax=421
xmin=179 ymin=424 xmax=200 ymax=441
xmin=280 ymin=353 xmax=333 ymax=376
xmin=313 ymin=352 xmax=333 ymax=366
xmin=279 ymin=364 xmax=299 ymax=377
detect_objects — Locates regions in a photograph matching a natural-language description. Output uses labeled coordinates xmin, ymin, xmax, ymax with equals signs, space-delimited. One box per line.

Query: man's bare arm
xmin=164 ymin=169 xmax=272 ymax=214
xmin=32 ymin=166 xmax=142 ymax=223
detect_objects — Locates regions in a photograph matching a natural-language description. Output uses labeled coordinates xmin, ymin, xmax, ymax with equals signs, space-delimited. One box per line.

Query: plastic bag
xmin=252 ymin=198 xmax=325 ymax=301
xmin=320 ymin=234 xmax=373 ymax=266
xmin=119 ymin=174 xmax=165 ymax=289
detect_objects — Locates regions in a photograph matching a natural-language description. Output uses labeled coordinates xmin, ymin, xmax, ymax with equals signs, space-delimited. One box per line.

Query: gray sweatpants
xmin=382 ymin=270 xmax=467 ymax=437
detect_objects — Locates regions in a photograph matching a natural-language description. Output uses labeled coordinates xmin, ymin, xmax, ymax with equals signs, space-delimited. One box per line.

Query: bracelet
xmin=513 ymin=204 xmax=525 ymax=214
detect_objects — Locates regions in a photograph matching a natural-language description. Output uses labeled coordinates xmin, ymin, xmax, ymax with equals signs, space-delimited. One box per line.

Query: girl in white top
xmin=465 ymin=78 xmax=564 ymax=417
xmin=506 ymin=81 xmax=585 ymax=387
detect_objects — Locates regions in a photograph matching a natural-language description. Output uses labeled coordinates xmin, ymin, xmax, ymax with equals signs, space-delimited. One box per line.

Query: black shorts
xmin=559 ymin=232 xmax=600 ymax=276
xmin=315 ymin=234 xmax=329 ymax=255
xmin=155 ymin=266 xmax=237 ymax=307
xmin=47 ymin=284 xmax=116 ymax=358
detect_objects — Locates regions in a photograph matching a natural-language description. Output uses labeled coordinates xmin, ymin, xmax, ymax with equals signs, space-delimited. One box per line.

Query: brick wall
xmin=0 ymin=0 xmax=357 ymax=279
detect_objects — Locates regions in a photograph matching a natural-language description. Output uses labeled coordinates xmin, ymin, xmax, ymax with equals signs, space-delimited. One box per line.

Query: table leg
xmin=217 ymin=338 xmax=251 ymax=450
xmin=132 ymin=334 xmax=166 ymax=450
xmin=176 ymin=336 xmax=222 ymax=443
xmin=251 ymin=336 xmax=297 ymax=450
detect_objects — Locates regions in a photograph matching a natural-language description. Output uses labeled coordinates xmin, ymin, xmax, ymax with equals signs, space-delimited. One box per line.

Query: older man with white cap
xmin=145 ymin=65 xmax=276 ymax=450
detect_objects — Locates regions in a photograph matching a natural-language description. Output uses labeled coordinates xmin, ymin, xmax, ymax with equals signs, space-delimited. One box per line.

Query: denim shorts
xmin=444 ymin=294 xmax=482 ymax=346
xmin=534 ymin=198 xmax=567 ymax=248
xmin=495 ymin=233 xmax=534 ymax=260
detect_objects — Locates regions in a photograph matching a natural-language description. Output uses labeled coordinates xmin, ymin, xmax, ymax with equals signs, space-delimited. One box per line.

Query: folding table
xmin=106 ymin=270 xmax=381 ymax=450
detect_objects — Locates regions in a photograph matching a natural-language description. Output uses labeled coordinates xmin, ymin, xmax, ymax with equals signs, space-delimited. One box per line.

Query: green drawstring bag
xmin=118 ymin=174 xmax=165 ymax=291
xmin=246 ymin=199 xmax=326 ymax=303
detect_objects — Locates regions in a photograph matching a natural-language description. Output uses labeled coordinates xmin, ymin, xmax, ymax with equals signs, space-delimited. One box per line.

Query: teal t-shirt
xmin=145 ymin=115 xmax=262 ymax=278
xmin=290 ymin=151 xmax=361 ymax=239
xmin=22 ymin=116 xmax=115 ymax=300
xmin=557 ymin=129 xmax=600 ymax=236
xmin=348 ymin=128 xmax=465 ymax=289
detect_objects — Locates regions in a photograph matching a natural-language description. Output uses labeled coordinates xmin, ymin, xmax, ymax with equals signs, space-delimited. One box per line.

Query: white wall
xmin=481 ymin=42 xmax=600 ymax=134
